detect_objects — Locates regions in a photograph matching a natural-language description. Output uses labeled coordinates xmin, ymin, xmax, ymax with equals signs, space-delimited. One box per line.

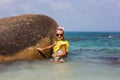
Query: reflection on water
xmin=52 ymin=63 xmax=69 ymax=74
xmin=0 ymin=59 xmax=120 ymax=80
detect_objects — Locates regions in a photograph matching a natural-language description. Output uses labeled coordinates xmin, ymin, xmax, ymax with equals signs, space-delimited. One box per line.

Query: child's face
xmin=56 ymin=30 xmax=64 ymax=40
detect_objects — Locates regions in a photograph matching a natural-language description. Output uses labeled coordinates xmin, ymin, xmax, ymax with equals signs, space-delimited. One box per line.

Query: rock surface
xmin=0 ymin=14 xmax=58 ymax=63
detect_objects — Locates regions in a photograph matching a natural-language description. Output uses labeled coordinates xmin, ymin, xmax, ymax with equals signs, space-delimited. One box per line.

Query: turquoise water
xmin=0 ymin=32 xmax=120 ymax=80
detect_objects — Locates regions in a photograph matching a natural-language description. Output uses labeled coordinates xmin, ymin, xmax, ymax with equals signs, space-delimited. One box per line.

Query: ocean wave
xmin=68 ymin=48 xmax=120 ymax=64
xmin=66 ymin=32 xmax=120 ymax=64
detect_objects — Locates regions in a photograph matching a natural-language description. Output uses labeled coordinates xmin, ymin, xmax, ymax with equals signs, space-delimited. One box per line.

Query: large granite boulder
xmin=0 ymin=14 xmax=58 ymax=63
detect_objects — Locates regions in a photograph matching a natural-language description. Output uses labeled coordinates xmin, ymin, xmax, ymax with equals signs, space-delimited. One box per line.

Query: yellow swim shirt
xmin=53 ymin=40 xmax=69 ymax=53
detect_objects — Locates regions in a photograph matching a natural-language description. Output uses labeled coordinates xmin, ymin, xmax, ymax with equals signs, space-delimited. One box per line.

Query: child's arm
xmin=37 ymin=43 xmax=55 ymax=51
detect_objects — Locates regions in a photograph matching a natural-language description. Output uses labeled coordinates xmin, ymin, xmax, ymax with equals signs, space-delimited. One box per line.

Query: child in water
xmin=37 ymin=26 xmax=69 ymax=63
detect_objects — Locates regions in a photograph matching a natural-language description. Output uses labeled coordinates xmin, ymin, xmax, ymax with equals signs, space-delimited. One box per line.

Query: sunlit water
xmin=0 ymin=32 xmax=120 ymax=80
xmin=0 ymin=59 xmax=120 ymax=80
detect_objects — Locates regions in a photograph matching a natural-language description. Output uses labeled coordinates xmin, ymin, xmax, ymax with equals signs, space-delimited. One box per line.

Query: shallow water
xmin=0 ymin=59 xmax=120 ymax=80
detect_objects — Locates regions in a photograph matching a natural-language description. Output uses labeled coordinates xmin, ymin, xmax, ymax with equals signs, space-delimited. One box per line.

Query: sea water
xmin=0 ymin=32 xmax=120 ymax=80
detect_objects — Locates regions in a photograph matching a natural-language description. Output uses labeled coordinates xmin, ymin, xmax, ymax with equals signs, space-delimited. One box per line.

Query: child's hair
xmin=57 ymin=26 xmax=64 ymax=34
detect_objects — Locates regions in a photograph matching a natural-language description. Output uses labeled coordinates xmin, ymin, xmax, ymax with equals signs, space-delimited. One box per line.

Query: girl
xmin=37 ymin=26 xmax=69 ymax=63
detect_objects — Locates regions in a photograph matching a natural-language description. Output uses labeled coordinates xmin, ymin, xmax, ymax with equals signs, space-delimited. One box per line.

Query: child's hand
xmin=54 ymin=42 xmax=57 ymax=46
xmin=37 ymin=48 xmax=43 ymax=51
